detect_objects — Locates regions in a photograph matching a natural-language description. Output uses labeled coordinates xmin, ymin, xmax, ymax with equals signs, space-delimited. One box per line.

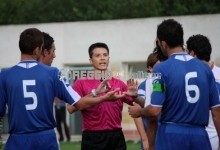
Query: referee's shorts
xmin=81 ymin=129 xmax=126 ymax=150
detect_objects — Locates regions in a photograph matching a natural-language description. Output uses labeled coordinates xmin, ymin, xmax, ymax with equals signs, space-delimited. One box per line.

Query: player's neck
xmin=21 ymin=54 xmax=37 ymax=61
xmin=38 ymin=56 xmax=49 ymax=66
xmin=167 ymin=46 xmax=184 ymax=57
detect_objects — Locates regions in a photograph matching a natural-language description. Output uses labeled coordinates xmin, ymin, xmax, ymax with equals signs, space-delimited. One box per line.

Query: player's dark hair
xmin=88 ymin=42 xmax=109 ymax=58
xmin=157 ymin=19 xmax=184 ymax=48
xmin=42 ymin=32 xmax=54 ymax=54
xmin=153 ymin=40 xmax=168 ymax=61
xmin=19 ymin=28 xmax=43 ymax=55
xmin=186 ymin=34 xmax=212 ymax=62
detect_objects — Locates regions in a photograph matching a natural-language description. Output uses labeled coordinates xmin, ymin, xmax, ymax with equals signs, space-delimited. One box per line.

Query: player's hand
xmin=125 ymin=79 xmax=138 ymax=97
xmin=104 ymin=88 xmax=126 ymax=101
xmin=128 ymin=102 xmax=142 ymax=118
xmin=67 ymin=104 xmax=78 ymax=114
xmin=96 ymin=79 xmax=111 ymax=95
xmin=142 ymin=138 xmax=149 ymax=150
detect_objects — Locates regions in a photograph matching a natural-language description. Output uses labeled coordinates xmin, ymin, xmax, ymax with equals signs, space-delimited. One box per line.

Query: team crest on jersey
xmin=152 ymin=79 xmax=159 ymax=84
xmin=63 ymin=77 xmax=70 ymax=87
xmin=59 ymin=74 xmax=70 ymax=87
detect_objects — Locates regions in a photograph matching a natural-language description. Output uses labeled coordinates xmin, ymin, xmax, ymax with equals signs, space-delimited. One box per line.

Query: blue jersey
xmin=0 ymin=60 xmax=81 ymax=134
xmin=151 ymin=53 xmax=220 ymax=126
xmin=138 ymin=80 xmax=147 ymax=130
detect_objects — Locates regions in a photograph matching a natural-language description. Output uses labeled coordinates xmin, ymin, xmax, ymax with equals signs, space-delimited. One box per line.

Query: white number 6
xmin=23 ymin=80 xmax=38 ymax=110
xmin=185 ymin=72 xmax=200 ymax=103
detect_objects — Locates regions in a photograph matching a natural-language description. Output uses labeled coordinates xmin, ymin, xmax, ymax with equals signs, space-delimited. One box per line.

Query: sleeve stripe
xmin=138 ymin=89 xmax=146 ymax=95
xmin=60 ymin=77 xmax=81 ymax=105
xmin=150 ymin=104 xmax=162 ymax=107
xmin=211 ymin=104 xmax=220 ymax=108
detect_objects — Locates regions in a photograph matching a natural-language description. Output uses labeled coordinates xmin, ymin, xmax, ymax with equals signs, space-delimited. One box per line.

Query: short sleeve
xmin=55 ymin=68 xmax=81 ymax=105
xmin=150 ymin=65 xmax=166 ymax=107
xmin=138 ymin=81 xmax=146 ymax=99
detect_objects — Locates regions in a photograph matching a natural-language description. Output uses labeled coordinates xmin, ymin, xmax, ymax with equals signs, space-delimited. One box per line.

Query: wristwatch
xmin=91 ymin=89 xmax=97 ymax=97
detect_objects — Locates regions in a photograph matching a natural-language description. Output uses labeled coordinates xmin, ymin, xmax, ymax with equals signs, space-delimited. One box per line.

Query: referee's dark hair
xmin=88 ymin=43 xmax=109 ymax=58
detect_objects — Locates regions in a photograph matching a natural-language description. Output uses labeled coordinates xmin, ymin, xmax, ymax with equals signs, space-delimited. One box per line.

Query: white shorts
xmin=209 ymin=136 xmax=219 ymax=150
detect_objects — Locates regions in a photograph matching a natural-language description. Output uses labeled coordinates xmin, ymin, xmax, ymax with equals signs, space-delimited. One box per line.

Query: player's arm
xmin=146 ymin=116 xmax=158 ymax=150
xmin=140 ymin=81 xmax=158 ymax=150
xmin=209 ymin=74 xmax=220 ymax=147
xmin=74 ymin=88 xmax=124 ymax=110
xmin=67 ymin=79 xmax=119 ymax=113
xmin=211 ymin=106 xmax=220 ymax=147
xmin=67 ymin=103 xmax=77 ymax=114
xmin=133 ymin=96 xmax=145 ymax=108
xmin=133 ymin=117 xmax=149 ymax=150
xmin=129 ymin=66 xmax=165 ymax=118
xmin=66 ymin=91 xmax=101 ymax=114
xmin=139 ymin=105 xmax=162 ymax=118
xmin=0 ymin=73 xmax=7 ymax=118
xmin=56 ymin=71 xmax=125 ymax=111
xmin=54 ymin=97 xmax=62 ymax=104
xmin=141 ymin=66 xmax=165 ymax=117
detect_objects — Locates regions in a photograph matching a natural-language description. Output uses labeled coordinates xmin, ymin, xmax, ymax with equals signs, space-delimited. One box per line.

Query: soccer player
xmin=38 ymin=32 xmax=56 ymax=66
xmin=128 ymin=19 xmax=220 ymax=150
xmin=186 ymin=34 xmax=220 ymax=150
xmin=67 ymin=42 xmax=138 ymax=150
xmin=134 ymin=53 xmax=160 ymax=150
xmin=0 ymin=28 xmax=126 ymax=150
xmin=38 ymin=32 xmax=71 ymax=142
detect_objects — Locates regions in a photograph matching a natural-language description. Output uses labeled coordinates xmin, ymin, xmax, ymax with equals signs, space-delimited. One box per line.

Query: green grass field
xmin=60 ymin=141 xmax=140 ymax=150
xmin=1 ymin=141 xmax=140 ymax=150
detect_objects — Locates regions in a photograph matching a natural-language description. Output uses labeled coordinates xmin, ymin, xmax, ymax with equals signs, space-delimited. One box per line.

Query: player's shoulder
xmin=38 ymin=62 xmax=60 ymax=76
xmin=152 ymin=61 xmax=166 ymax=73
xmin=0 ymin=65 xmax=17 ymax=77
xmin=38 ymin=62 xmax=58 ymax=71
xmin=138 ymin=80 xmax=146 ymax=89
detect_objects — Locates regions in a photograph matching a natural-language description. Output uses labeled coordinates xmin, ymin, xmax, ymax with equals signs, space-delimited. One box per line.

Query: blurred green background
xmin=0 ymin=0 xmax=220 ymax=25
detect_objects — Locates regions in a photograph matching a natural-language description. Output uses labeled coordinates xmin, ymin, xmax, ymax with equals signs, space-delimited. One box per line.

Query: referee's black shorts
xmin=81 ymin=129 xmax=126 ymax=150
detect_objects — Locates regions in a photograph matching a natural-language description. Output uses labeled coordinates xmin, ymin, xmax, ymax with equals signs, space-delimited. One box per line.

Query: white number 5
xmin=23 ymin=80 xmax=38 ymax=110
xmin=185 ymin=72 xmax=200 ymax=103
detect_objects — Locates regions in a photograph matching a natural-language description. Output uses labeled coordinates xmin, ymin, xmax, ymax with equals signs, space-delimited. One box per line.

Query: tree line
xmin=0 ymin=0 xmax=219 ymax=25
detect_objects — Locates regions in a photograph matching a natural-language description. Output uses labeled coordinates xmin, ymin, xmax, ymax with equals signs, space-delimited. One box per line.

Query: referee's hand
xmin=96 ymin=79 xmax=111 ymax=95
xmin=104 ymin=88 xmax=126 ymax=101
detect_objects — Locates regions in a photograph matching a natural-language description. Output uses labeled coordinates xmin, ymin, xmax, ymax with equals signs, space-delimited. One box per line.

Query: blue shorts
xmin=5 ymin=129 xmax=59 ymax=150
xmin=156 ymin=123 xmax=211 ymax=150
